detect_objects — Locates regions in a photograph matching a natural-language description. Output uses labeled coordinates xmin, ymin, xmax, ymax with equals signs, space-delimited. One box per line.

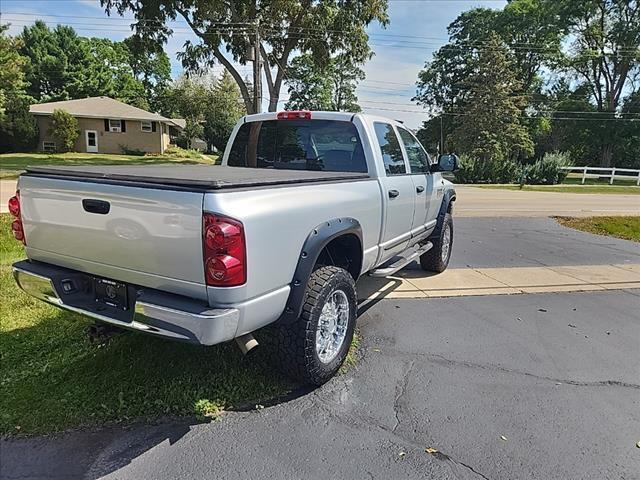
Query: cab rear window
xmin=227 ymin=120 xmax=367 ymax=173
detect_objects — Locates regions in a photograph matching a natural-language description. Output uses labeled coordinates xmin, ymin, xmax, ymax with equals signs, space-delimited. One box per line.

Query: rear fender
xmin=278 ymin=218 xmax=362 ymax=324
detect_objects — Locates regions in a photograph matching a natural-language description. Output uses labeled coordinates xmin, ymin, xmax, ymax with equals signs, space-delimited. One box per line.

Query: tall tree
xmin=204 ymin=70 xmax=246 ymax=152
xmin=167 ymin=74 xmax=209 ymax=147
xmin=100 ymin=0 xmax=388 ymax=114
xmin=17 ymin=22 xmax=169 ymax=109
xmin=19 ymin=21 xmax=88 ymax=101
xmin=414 ymin=2 xmax=561 ymax=113
xmin=284 ymin=53 xmax=364 ymax=111
xmin=551 ymin=0 xmax=640 ymax=166
xmin=0 ymin=25 xmax=28 ymax=121
xmin=0 ymin=25 xmax=38 ymax=153
xmin=124 ymin=35 xmax=172 ymax=112
xmin=450 ymin=34 xmax=534 ymax=161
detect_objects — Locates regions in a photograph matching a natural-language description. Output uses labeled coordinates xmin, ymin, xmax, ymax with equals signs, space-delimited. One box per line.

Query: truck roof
xmin=23 ymin=164 xmax=370 ymax=190
xmin=240 ymin=111 xmax=357 ymax=124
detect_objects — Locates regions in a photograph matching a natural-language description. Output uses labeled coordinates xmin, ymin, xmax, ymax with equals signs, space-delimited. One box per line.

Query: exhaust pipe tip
xmin=235 ymin=333 xmax=259 ymax=355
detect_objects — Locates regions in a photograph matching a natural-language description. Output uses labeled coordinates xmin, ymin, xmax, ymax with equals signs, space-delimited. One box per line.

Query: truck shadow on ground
xmin=2 ymin=274 xmax=412 ymax=479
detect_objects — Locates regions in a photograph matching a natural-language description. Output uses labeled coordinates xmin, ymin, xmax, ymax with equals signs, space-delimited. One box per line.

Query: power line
xmin=358 ymin=104 xmax=640 ymax=122
xmin=6 ymin=13 xmax=640 ymax=55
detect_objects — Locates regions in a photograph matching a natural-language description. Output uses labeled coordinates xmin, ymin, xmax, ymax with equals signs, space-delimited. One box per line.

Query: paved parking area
xmin=3 ymin=290 xmax=639 ymax=480
xmin=360 ymin=217 xmax=640 ymax=300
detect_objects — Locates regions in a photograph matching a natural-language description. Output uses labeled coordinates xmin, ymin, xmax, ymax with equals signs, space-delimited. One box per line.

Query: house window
xmin=43 ymin=141 xmax=56 ymax=152
xmin=109 ymin=119 xmax=122 ymax=132
xmin=141 ymin=120 xmax=152 ymax=132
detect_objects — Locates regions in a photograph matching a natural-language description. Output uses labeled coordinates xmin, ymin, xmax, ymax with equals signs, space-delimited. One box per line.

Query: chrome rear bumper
xmin=13 ymin=261 xmax=239 ymax=346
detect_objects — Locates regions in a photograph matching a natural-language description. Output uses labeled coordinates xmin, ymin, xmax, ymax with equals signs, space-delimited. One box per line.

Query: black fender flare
xmin=278 ymin=217 xmax=363 ymax=324
xmin=430 ymin=188 xmax=456 ymax=238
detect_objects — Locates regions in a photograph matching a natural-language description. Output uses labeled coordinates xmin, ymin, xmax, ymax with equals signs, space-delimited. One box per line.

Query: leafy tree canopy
xmin=284 ymin=53 xmax=364 ymax=112
xmin=100 ymin=0 xmax=388 ymax=113
xmin=415 ymin=0 xmax=640 ymax=168
xmin=0 ymin=24 xmax=28 ymax=121
xmin=167 ymin=71 xmax=246 ymax=152
xmin=204 ymin=70 xmax=246 ymax=152
xmin=449 ymin=33 xmax=534 ymax=161
xmin=17 ymin=21 xmax=172 ymax=111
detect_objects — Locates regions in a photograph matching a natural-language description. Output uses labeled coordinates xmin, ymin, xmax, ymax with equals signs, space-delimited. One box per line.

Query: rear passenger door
xmin=373 ymin=122 xmax=415 ymax=261
xmin=396 ymin=128 xmax=436 ymax=236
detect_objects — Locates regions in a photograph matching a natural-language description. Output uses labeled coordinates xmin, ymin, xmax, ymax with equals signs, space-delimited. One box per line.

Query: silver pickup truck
xmin=9 ymin=111 xmax=457 ymax=385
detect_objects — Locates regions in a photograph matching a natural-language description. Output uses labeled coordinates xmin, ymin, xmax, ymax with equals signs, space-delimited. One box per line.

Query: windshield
xmin=227 ymin=119 xmax=368 ymax=173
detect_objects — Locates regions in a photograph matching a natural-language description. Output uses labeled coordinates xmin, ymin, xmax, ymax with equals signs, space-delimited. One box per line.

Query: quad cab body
xmin=9 ymin=111 xmax=458 ymax=385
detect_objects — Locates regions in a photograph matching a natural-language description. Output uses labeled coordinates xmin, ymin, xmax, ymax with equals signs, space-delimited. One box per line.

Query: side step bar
xmin=369 ymin=242 xmax=433 ymax=278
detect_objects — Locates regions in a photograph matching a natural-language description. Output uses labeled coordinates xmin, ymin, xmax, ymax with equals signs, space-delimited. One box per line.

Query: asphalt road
xmin=2 ymin=218 xmax=639 ymax=480
xmin=454 ymin=186 xmax=640 ymax=217
xmin=432 ymin=216 xmax=639 ymax=269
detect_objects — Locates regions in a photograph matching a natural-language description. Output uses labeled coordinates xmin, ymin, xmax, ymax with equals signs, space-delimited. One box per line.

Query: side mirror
xmin=435 ymin=154 xmax=459 ymax=172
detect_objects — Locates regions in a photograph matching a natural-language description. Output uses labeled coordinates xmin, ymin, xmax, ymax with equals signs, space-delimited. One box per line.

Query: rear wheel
xmin=420 ymin=213 xmax=453 ymax=273
xmin=268 ymin=266 xmax=357 ymax=386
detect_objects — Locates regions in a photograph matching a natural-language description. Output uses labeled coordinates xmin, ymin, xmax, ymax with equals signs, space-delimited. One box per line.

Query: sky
xmin=1 ymin=0 xmax=507 ymax=128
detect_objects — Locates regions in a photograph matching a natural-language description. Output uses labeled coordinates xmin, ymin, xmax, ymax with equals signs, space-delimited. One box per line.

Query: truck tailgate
xmin=18 ymin=175 xmax=207 ymax=300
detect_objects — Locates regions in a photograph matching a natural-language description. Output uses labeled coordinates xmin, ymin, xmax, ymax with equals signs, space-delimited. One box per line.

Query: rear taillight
xmin=203 ymin=213 xmax=246 ymax=287
xmin=277 ymin=110 xmax=311 ymax=120
xmin=8 ymin=191 xmax=26 ymax=245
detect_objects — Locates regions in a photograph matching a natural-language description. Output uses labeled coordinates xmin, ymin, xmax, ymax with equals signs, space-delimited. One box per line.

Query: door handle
xmin=82 ymin=199 xmax=110 ymax=215
xmin=416 ymin=185 xmax=425 ymax=194
xmin=388 ymin=189 xmax=400 ymax=198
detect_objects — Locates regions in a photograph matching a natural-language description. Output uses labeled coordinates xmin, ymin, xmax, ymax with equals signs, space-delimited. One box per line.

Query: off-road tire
xmin=267 ymin=266 xmax=357 ymax=386
xmin=420 ymin=213 xmax=453 ymax=273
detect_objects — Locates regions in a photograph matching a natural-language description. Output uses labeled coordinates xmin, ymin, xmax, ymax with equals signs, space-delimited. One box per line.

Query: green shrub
xmin=523 ymin=152 xmax=571 ymax=185
xmin=164 ymin=145 xmax=203 ymax=159
xmin=454 ymin=152 xmax=572 ymax=185
xmin=119 ymin=145 xmax=146 ymax=156
xmin=0 ymin=96 xmax=38 ymax=153
xmin=48 ymin=109 xmax=79 ymax=152
xmin=453 ymin=155 xmax=520 ymax=184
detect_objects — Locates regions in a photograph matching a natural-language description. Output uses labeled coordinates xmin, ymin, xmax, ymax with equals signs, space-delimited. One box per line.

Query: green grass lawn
xmin=0 ymin=214 xmax=291 ymax=435
xmin=474 ymin=184 xmax=640 ymax=195
xmin=0 ymin=150 xmax=217 ymax=179
xmin=556 ymin=216 xmax=640 ymax=242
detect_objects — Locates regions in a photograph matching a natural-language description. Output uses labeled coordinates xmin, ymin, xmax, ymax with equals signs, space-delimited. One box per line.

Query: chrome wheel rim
xmin=441 ymin=224 xmax=452 ymax=263
xmin=315 ymin=289 xmax=350 ymax=364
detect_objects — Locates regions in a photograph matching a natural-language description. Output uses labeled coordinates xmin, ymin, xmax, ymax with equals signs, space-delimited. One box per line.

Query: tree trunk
xmin=268 ymin=93 xmax=278 ymax=112
xmin=600 ymin=143 xmax=613 ymax=168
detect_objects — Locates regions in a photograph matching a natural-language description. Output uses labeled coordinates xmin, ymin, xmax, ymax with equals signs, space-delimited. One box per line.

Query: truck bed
xmin=24 ymin=164 xmax=370 ymax=190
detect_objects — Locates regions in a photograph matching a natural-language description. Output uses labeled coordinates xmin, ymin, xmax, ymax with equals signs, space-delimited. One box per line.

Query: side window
xmin=398 ymin=128 xmax=430 ymax=174
xmin=373 ymin=122 xmax=406 ymax=175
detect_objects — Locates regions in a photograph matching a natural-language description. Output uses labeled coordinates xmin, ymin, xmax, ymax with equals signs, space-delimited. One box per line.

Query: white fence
xmin=561 ymin=166 xmax=640 ymax=186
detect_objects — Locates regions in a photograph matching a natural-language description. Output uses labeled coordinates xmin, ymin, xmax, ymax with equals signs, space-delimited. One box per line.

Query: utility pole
xmin=440 ymin=115 xmax=444 ymax=155
xmin=253 ymin=23 xmax=262 ymax=114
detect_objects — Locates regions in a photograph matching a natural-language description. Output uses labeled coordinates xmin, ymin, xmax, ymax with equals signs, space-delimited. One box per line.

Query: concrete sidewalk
xmin=358 ymin=263 xmax=640 ymax=301
xmin=0 ymin=180 xmax=17 ymax=213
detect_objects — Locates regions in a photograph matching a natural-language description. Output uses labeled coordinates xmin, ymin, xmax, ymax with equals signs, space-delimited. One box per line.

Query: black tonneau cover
xmin=24 ymin=164 xmax=370 ymax=190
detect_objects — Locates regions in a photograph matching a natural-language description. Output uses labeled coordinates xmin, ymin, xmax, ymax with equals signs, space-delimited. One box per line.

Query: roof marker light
xmin=277 ymin=111 xmax=312 ymax=120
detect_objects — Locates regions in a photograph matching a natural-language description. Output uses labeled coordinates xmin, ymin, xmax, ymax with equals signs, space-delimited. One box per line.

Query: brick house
xmin=30 ymin=96 xmax=183 ymax=154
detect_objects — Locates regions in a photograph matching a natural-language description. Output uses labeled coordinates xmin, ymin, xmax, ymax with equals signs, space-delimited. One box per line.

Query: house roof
xmin=170 ymin=118 xmax=187 ymax=129
xmin=30 ymin=96 xmax=174 ymax=123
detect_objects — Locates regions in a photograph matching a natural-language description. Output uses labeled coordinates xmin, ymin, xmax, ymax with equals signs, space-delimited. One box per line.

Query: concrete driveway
xmin=2 ymin=217 xmax=639 ymax=480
